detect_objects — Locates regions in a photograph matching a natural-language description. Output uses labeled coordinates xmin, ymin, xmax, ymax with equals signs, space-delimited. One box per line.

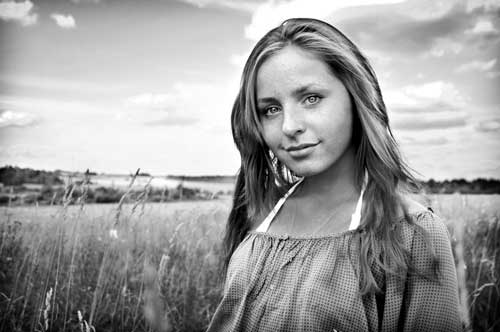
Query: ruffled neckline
xmin=248 ymin=209 xmax=432 ymax=241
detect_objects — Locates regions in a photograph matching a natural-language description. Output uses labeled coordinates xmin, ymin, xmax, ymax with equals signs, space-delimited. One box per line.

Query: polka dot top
xmin=206 ymin=181 xmax=463 ymax=332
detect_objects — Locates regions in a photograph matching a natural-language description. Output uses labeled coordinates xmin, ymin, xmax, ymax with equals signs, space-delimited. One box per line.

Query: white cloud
xmin=455 ymin=59 xmax=497 ymax=73
xmin=0 ymin=75 xmax=127 ymax=94
xmin=124 ymin=79 xmax=239 ymax=128
xmin=385 ymin=81 xmax=469 ymax=131
xmin=50 ymin=13 xmax=76 ymax=29
xmin=0 ymin=110 xmax=39 ymax=128
xmin=476 ymin=118 xmax=500 ymax=132
xmin=386 ymin=81 xmax=466 ymax=109
xmin=177 ymin=0 xmax=260 ymax=12
xmin=465 ymin=19 xmax=498 ymax=34
xmin=245 ymin=0 xmax=406 ymax=40
xmin=0 ymin=0 xmax=37 ymax=26
xmin=125 ymin=93 xmax=176 ymax=110
xmin=70 ymin=0 xmax=100 ymax=3
xmin=486 ymin=71 xmax=500 ymax=79
xmin=391 ymin=111 xmax=468 ymax=131
xmin=465 ymin=0 xmax=500 ymax=12
xmin=426 ymin=38 xmax=463 ymax=58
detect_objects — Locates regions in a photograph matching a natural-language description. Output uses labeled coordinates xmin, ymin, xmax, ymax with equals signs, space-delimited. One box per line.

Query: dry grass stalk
xmin=114 ymin=168 xmax=141 ymax=229
xmin=42 ymin=287 xmax=53 ymax=331
xmin=78 ymin=310 xmax=95 ymax=332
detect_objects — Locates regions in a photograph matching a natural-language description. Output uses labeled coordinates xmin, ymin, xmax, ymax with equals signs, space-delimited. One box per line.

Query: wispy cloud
xmin=176 ymin=0 xmax=261 ymax=12
xmin=425 ymin=37 xmax=463 ymax=57
xmin=70 ymin=0 xmax=100 ymax=3
xmin=0 ymin=0 xmax=37 ymax=26
xmin=244 ymin=0 xmax=405 ymax=40
xmin=465 ymin=19 xmax=498 ymax=35
xmin=476 ymin=118 xmax=500 ymax=132
xmin=456 ymin=58 xmax=497 ymax=73
xmin=386 ymin=81 xmax=468 ymax=131
xmin=124 ymin=80 xmax=237 ymax=129
xmin=0 ymin=109 xmax=39 ymax=128
xmin=0 ymin=75 xmax=127 ymax=94
xmin=398 ymin=135 xmax=449 ymax=146
xmin=125 ymin=93 xmax=176 ymax=110
xmin=143 ymin=115 xmax=198 ymax=127
xmin=125 ymin=92 xmax=199 ymax=126
xmin=391 ymin=111 xmax=468 ymax=131
xmin=386 ymin=81 xmax=466 ymax=110
xmin=50 ymin=13 xmax=76 ymax=29
xmin=465 ymin=0 xmax=500 ymax=12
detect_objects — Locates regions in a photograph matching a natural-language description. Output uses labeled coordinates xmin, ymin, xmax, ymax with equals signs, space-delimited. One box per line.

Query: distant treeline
xmin=1 ymin=165 xmax=500 ymax=194
xmin=166 ymin=175 xmax=236 ymax=183
xmin=0 ymin=166 xmax=64 ymax=186
xmin=420 ymin=178 xmax=500 ymax=194
xmin=0 ymin=183 xmax=220 ymax=206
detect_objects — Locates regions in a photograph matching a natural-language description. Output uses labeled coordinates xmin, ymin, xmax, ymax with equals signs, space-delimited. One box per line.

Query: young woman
xmin=207 ymin=18 xmax=463 ymax=332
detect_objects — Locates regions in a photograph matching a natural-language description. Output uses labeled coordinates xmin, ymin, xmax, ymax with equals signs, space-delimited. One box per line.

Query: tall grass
xmin=0 ymin=180 xmax=498 ymax=331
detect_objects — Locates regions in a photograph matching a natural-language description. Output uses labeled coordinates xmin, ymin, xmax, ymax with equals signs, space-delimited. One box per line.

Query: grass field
xmin=0 ymin=191 xmax=498 ymax=332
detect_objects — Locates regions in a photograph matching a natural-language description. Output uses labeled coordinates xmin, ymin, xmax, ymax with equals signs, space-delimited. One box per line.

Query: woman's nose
xmin=281 ymin=107 xmax=305 ymax=136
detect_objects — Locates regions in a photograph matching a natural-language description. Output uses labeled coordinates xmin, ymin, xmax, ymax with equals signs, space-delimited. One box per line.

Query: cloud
xmin=334 ymin=1 xmax=500 ymax=62
xmin=455 ymin=58 xmax=497 ymax=73
xmin=339 ymin=6 xmax=473 ymax=58
xmin=476 ymin=118 xmax=500 ymax=132
xmin=391 ymin=111 xmax=468 ymax=131
xmin=0 ymin=75 xmax=127 ymax=94
xmin=0 ymin=109 xmax=39 ymax=128
xmin=125 ymin=93 xmax=176 ymax=110
xmin=386 ymin=81 xmax=469 ymax=131
xmin=244 ymin=0 xmax=406 ymax=41
xmin=124 ymin=92 xmax=199 ymax=126
xmin=386 ymin=81 xmax=466 ymax=110
xmin=486 ymin=71 xmax=500 ymax=79
xmin=425 ymin=37 xmax=463 ymax=57
xmin=50 ymin=13 xmax=76 ymax=29
xmin=398 ymin=135 xmax=449 ymax=145
xmin=70 ymin=0 xmax=100 ymax=3
xmin=176 ymin=0 xmax=261 ymax=12
xmin=465 ymin=0 xmax=500 ymax=12
xmin=124 ymin=80 xmax=237 ymax=128
xmin=0 ymin=0 xmax=37 ymax=26
xmin=465 ymin=19 xmax=498 ymax=34
xmin=143 ymin=115 xmax=198 ymax=127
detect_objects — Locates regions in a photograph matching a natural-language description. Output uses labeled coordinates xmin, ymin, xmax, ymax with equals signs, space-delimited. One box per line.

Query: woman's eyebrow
xmin=291 ymin=84 xmax=321 ymax=97
xmin=257 ymin=84 xmax=322 ymax=104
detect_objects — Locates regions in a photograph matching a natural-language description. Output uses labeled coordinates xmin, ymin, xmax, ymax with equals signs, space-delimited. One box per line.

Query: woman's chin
xmin=286 ymin=163 xmax=325 ymax=178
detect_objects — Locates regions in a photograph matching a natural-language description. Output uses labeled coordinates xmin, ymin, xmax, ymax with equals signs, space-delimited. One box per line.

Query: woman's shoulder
xmin=397 ymin=195 xmax=452 ymax=250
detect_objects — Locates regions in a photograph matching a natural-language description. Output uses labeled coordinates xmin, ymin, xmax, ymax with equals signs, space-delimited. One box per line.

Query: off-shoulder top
xmin=206 ymin=180 xmax=463 ymax=332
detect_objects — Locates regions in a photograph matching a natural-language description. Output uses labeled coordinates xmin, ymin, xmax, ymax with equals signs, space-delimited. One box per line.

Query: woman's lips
xmin=285 ymin=142 xmax=319 ymax=157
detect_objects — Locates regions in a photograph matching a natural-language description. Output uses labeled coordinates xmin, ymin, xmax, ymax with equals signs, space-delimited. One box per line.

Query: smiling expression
xmin=256 ymin=45 xmax=355 ymax=177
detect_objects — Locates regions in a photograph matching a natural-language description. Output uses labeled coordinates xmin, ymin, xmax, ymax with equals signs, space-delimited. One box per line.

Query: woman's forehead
xmin=255 ymin=46 xmax=339 ymax=98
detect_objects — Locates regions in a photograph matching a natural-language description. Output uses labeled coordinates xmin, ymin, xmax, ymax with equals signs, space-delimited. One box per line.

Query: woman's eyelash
xmin=304 ymin=94 xmax=321 ymax=104
xmin=260 ymin=106 xmax=280 ymax=116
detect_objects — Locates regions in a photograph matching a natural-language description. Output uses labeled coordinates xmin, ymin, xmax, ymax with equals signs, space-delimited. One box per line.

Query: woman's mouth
xmin=285 ymin=142 xmax=319 ymax=157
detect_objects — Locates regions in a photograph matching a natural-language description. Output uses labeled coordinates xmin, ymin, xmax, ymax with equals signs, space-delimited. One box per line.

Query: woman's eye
xmin=263 ymin=106 xmax=280 ymax=116
xmin=305 ymin=95 xmax=320 ymax=104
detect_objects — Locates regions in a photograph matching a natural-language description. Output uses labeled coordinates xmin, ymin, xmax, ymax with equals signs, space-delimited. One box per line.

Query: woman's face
xmin=256 ymin=45 xmax=354 ymax=177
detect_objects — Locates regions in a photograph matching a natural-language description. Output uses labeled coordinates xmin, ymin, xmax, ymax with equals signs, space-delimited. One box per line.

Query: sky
xmin=0 ymin=0 xmax=499 ymax=180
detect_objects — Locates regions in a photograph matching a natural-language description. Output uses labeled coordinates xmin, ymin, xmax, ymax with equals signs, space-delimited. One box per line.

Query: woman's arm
xmin=401 ymin=211 xmax=464 ymax=331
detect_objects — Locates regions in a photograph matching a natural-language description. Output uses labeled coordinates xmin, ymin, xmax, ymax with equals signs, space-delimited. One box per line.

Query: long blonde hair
xmin=225 ymin=18 xmax=437 ymax=294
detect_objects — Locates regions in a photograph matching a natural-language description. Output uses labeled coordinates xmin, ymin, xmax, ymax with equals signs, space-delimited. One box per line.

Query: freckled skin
xmin=256 ymin=45 xmax=354 ymax=178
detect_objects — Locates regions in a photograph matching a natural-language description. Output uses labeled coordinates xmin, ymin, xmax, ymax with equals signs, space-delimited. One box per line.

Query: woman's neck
xmin=299 ymin=145 xmax=358 ymax=205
